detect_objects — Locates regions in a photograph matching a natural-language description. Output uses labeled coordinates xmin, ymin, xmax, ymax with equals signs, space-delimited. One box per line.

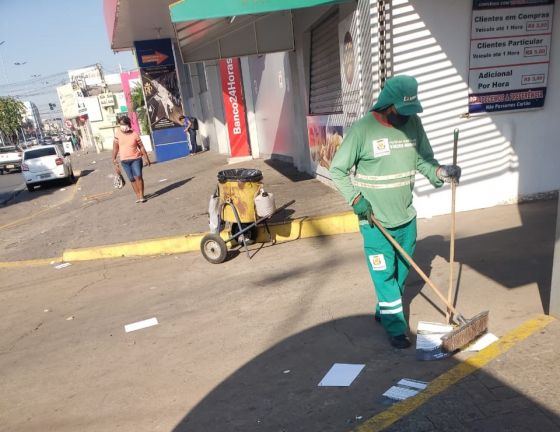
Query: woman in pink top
xmin=112 ymin=116 xmax=151 ymax=202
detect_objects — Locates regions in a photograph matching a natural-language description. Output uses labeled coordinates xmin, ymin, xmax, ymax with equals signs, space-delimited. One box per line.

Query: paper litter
xmin=124 ymin=317 xmax=159 ymax=333
xmin=383 ymin=378 xmax=428 ymax=401
xmin=416 ymin=321 xmax=454 ymax=361
xmin=464 ymin=333 xmax=499 ymax=352
xmin=318 ymin=363 xmax=365 ymax=387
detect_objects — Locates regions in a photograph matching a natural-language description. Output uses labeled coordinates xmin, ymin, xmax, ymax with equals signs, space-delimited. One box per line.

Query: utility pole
xmin=0 ymin=41 xmax=7 ymax=85
xmin=96 ymin=63 xmax=108 ymax=92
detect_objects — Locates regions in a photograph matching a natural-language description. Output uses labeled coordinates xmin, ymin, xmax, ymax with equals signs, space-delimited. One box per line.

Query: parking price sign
xmin=468 ymin=0 xmax=555 ymax=114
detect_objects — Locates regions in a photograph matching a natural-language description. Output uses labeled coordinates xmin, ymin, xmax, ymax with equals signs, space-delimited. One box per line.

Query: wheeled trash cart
xmin=200 ymin=168 xmax=294 ymax=264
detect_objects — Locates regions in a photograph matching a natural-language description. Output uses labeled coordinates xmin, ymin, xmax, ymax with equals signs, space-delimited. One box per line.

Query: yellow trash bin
xmin=217 ymin=169 xmax=263 ymax=223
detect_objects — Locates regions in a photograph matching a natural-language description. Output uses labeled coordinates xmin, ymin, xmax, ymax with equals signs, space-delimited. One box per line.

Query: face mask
xmin=386 ymin=112 xmax=410 ymax=127
xmin=119 ymin=125 xmax=129 ymax=132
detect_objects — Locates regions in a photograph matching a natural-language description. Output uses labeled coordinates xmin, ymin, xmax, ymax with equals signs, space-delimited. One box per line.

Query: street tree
xmin=0 ymin=97 xmax=26 ymax=145
xmin=131 ymin=82 xmax=150 ymax=135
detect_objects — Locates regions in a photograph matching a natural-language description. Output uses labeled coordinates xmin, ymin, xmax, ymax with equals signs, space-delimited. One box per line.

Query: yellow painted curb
xmin=0 ymin=211 xmax=359 ymax=266
xmin=62 ymin=211 xmax=359 ymax=262
xmin=255 ymin=211 xmax=358 ymax=243
xmin=354 ymin=314 xmax=556 ymax=432
xmin=62 ymin=233 xmax=205 ymax=262
xmin=0 ymin=257 xmax=63 ymax=269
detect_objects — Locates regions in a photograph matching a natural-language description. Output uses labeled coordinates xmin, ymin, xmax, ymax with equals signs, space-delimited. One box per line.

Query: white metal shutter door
xmin=309 ymin=11 xmax=343 ymax=115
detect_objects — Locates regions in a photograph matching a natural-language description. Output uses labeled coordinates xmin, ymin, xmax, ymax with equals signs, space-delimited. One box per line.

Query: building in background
xmin=104 ymin=0 xmax=560 ymax=220
xmin=22 ymin=101 xmax=43 ymax=140
xmin=57 ymin=81 xmax=94 ymax=150
xmin=57 ymin=64 xmax=152 ymax=153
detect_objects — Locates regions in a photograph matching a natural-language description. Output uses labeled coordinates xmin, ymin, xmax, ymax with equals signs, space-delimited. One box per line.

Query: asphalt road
xmin=0 ymin=219 xmax=553 ymax=431
xmin=0 ymin=148 xmax=556 ymax=430
xmin=0 ymin=170 xmax=25 ymax=205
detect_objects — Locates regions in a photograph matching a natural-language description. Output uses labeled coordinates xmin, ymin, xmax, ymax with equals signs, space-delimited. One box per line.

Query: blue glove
xmin=352 ymin=195 xmax=373 ymax=226
xmin=437 ymin=165 xmax=462 ymax=184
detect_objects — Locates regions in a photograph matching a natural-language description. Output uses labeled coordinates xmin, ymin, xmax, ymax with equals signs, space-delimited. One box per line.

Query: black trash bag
xmin=217 ymin=168 xmax=263 ymax=183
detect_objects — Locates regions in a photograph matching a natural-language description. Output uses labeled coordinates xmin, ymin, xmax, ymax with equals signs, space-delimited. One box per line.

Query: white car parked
xmin=0 ymin=145 xmax=23 ymax=174
xmin=22 ymin=145 xmax=75 ymax=192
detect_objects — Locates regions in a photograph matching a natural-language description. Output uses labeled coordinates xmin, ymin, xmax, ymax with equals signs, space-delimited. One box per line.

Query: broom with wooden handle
xmin=368 ymin=212 xmax=488 ymax=352
xmin=446 ymin=129 xmax=459 ymax=324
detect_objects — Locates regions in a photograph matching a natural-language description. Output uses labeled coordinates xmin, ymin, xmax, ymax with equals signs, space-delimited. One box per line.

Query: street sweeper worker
xmin=329 ymin=75 xmax=461 ymax=349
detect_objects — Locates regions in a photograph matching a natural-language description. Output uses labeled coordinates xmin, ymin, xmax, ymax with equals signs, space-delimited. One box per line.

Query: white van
xmin=22 ymin=145 xmax=75 ymax=192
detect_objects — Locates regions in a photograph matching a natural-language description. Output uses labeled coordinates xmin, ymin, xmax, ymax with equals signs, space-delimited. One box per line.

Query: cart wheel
xmin=200 ymin=233 xmax=228 ymax=264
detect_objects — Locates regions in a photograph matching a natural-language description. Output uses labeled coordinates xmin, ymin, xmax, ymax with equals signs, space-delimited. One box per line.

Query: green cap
xmin=371 ymin=75 xmax=423 ymax=115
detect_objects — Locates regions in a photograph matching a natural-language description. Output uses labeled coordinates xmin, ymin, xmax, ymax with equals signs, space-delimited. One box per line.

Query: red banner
xmin=219 ymin=58 xmax=250 ymax=157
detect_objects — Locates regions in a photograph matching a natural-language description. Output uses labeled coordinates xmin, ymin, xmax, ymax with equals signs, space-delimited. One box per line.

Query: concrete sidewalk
xmin=375 ymin=317 xmax=560 ymax=432
xmin=0 ymin=150 xmax=349 ymax=262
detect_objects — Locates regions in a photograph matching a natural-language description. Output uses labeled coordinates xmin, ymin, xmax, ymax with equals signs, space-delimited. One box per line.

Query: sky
xmin=0 ymin=0 xmax=138 ymax=120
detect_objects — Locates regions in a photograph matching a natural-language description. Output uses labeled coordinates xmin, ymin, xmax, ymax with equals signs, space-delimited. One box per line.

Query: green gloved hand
xmin=352 ymin=195 xmax=373 ymax=226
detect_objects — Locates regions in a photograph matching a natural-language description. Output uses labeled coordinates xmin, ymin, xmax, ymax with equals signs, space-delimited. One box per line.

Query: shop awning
xmin=169 ymin=0 xmax=351 ymax=63
xmin=104 ymin=0 xmax=178 ymax=51
xmin=170 ymin=0 xmax=351 ymax=22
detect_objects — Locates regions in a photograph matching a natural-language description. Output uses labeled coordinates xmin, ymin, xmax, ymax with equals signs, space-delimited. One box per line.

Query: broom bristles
xmin=441 ymin=311 xmax=489 ymax=352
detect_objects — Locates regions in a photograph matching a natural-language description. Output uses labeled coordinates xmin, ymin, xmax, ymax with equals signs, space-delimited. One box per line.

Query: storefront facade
xmin=105 ymin=0 xmax=560 ymax=218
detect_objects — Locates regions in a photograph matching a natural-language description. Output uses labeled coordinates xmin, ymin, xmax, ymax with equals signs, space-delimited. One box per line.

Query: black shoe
xmin=389 ymin=334 xmax=411 ymax=349
xmin=374 ymin=315 xmax=381 ymax=324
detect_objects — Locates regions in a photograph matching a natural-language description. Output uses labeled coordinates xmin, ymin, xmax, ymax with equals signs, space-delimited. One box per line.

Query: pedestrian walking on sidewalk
xmin=74 ymin=132 xmax=82 ymax=151
xmin=329 ymin=75 xmax=461 ymax=349
xmin=112 ymin=116 xmax=151 ymax=203
xmin=70 ymin=133 xmax=79 ymax=152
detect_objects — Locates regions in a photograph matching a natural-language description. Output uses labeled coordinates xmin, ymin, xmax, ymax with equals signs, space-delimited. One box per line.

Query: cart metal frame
xmin=200 ymin=199 xmax=295 ymax=264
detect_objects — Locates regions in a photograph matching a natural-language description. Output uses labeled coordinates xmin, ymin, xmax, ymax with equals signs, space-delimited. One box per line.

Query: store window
xmin=309 ymin=10 xmax=343 ymax=115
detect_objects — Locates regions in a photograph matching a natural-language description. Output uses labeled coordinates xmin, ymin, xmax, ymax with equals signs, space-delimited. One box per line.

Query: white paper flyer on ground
xmin=415 ymin=321 xmax=454 ymax=361
xmin=465 ymin=333 xmax=499 ymax=352
xmin=318 ymin=363 xmax=365 ymax=387
xmin=124 ymin=317 xmax=159 ymax=333
xmin=383 ymin=378 xmax=428 ymax=401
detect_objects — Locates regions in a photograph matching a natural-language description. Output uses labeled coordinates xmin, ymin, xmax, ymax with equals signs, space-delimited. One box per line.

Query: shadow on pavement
xmin=146 ymin=177 xmax=193 ymax=200
xmin=0 ymin=187 xmax=24 ymax=206
xmin=264 ymin=158 xmax=315 ymax=182
xmin=0 ymin=178 xmax=72 ymax=207
xmin=172 ymin=315 xmax=559 ymax=432
xmin=408 ymin=200 xmax=556 ymax=314
xmin=78 ymin=169 xmax=96 ymax=178
xmin=269 ymin=207 xmax=296 ymax=222
xmin=228 ymin=199 xmax=555 ymax=318
xmin=173 ymin=199 xmax=558 ymax=430
xmin=385 ymin=362 xmax=560 ymax=431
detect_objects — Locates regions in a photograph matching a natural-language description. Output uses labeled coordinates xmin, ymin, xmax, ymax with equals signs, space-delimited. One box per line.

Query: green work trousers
xmin=359 ymin=218 xmax=417 ymax=337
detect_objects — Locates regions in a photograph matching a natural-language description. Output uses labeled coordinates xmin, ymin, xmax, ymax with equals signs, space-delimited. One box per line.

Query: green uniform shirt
xmin=330 ymin=113 xmax=443 ymax=228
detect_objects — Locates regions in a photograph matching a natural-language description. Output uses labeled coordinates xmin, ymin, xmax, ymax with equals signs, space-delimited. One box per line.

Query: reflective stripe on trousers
xmin=360 ymin=218 xmax=417 ymax=337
